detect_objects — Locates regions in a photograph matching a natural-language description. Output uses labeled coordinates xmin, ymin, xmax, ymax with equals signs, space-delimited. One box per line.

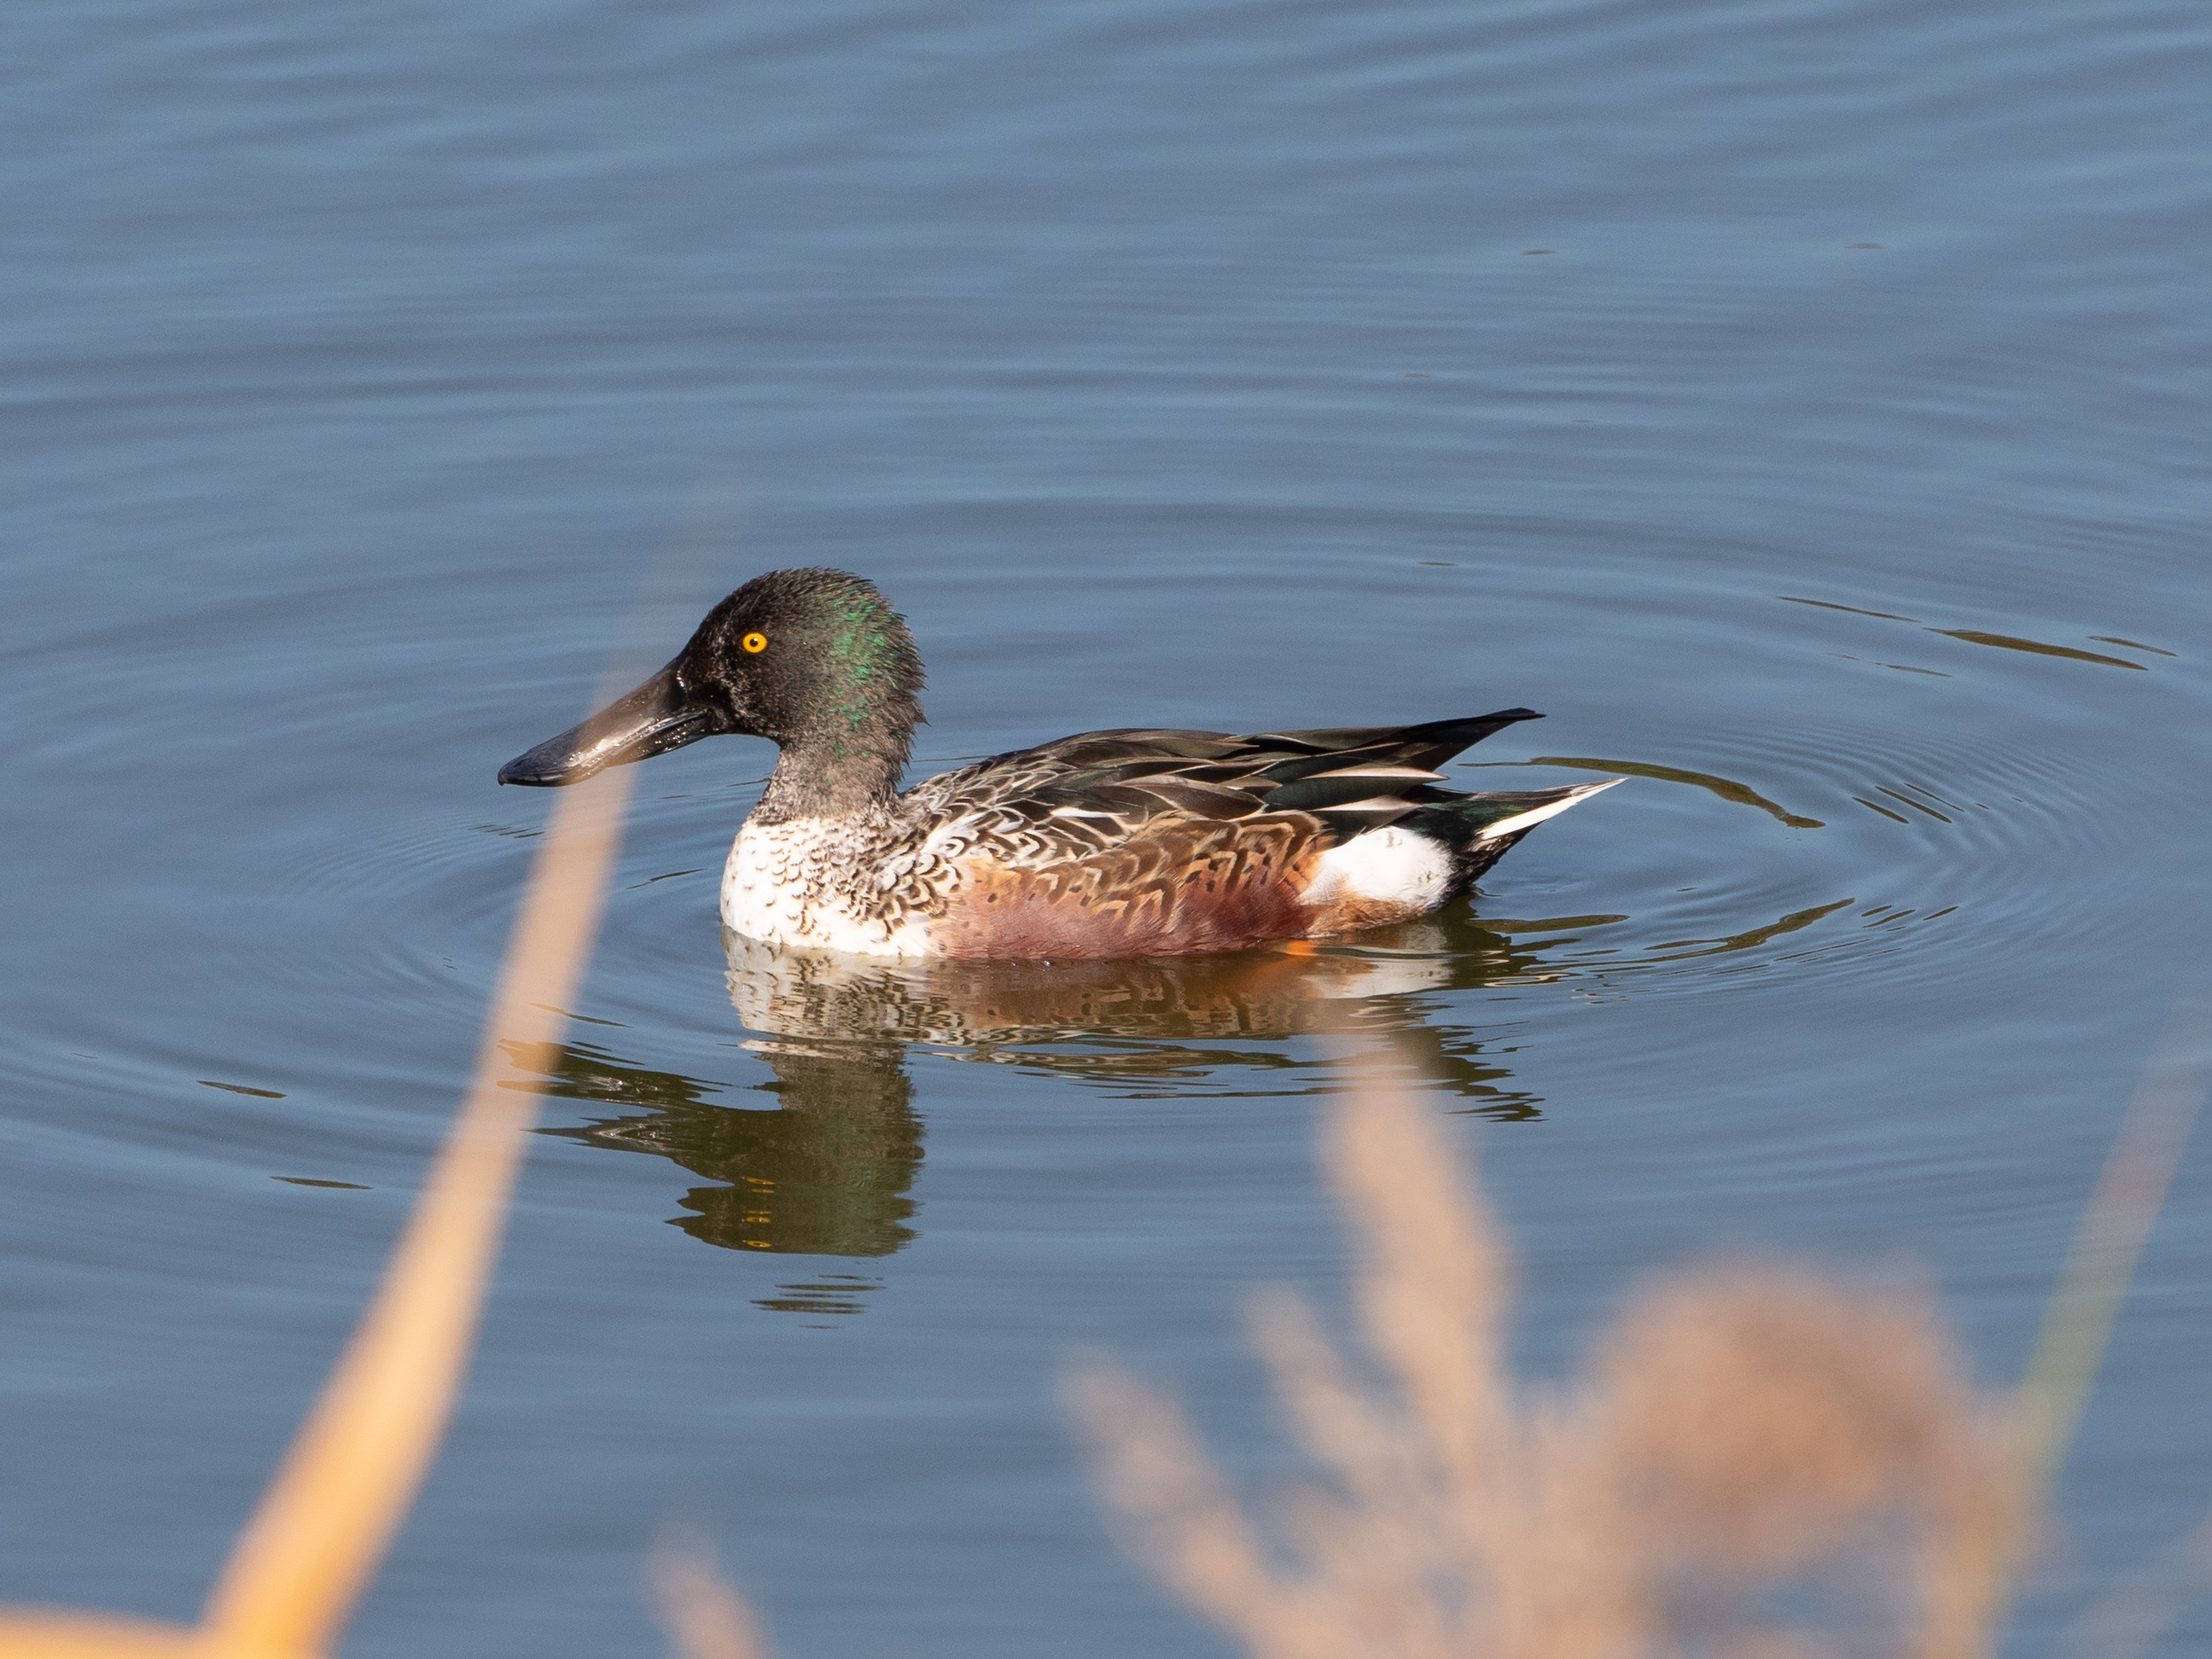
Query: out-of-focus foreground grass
xmin=1068 ymin=1074 xmax=2022 ymax=1659
xmin=0 ymin=762 xmax=638 ymax=1659
xmin=1058 ymin=1022 xmax=2209 ymax=1659
xmin=0 ymin=720 xmax=2200 ymax=1659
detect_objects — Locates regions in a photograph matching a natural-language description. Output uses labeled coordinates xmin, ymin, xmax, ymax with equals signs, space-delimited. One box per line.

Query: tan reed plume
xmin=0 ymin=760 xmax=637 ymax=1659
xmin=1068 ymin=1062 xmax=2031 ymax=1659
xmin=647 ymin=1527 xmax=776 ymax=1659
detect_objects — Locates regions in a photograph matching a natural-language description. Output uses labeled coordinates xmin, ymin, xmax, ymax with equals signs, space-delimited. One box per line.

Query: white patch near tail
xmin=1475 ymin=777 xmax=1625 ymax=841
xmin=1299 ymin=824 xmax=1455 ymax=910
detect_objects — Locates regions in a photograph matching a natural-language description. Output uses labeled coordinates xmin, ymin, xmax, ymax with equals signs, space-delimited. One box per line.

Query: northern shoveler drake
xmin=499 ymin=568 xmax=1618 ymax=958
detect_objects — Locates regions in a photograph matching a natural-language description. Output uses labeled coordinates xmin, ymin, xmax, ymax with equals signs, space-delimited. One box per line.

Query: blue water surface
xmin=3 ymin=0 xmax=2209 ymax=1654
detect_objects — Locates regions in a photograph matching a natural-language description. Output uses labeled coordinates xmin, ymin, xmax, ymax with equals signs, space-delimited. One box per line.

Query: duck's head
xmin=498 ymin=568 xmax=925 ymax=789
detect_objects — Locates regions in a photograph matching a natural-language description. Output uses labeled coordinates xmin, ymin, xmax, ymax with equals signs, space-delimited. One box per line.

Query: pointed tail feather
xmin=1400 ymin=777 xmax=1623 ymax=894
xmin=1470 ymin=777 xmax=1624 ymax=841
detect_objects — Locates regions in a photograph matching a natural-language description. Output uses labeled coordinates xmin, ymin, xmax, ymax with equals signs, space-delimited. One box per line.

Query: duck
xmin=498 ymin=568 xmax=1618 ymax=959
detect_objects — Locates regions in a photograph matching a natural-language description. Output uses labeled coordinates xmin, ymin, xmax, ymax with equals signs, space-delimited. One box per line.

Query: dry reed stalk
xmin=648 ymin=1527 xmax=777 ymax=1659
xmin=2014 ymin=998 xmax=2212 ymax=1495
xmin=0 ymin=753 xmax=637 ymax=1659
xmin=197 ymin=768 xmax=638 ymax=1657
xmin=2029 ymin=998 xmax=2212 ymax=1659
xmin=1068 ymin=1067 xmax=2029 ymax=1659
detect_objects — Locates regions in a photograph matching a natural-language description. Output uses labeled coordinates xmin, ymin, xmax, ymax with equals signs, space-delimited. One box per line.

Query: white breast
xmin=721 ymin=818 xmax=935 ymax=958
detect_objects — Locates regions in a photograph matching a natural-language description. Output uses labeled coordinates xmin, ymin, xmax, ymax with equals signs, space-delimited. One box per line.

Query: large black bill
xmin=498 ymin=664 xmax=727 ymax=786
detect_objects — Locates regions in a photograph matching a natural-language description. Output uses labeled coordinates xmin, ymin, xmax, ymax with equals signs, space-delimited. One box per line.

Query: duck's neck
xmin=753 ymin=725 xmax=910 ymax=824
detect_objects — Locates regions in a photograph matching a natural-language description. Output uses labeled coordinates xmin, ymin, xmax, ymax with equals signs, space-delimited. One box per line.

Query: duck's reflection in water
xmin=721 ymin=926 xmax=1542 ymax=1099
xmin=527 ymin=1034 xmax=923 ymax=1259
xmin=522 ymin=921 xmax=1565 ymax=1307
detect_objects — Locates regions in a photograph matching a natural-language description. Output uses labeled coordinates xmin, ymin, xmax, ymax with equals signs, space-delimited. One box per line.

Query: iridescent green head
xmin=498 ymin=568 xmax=927 ymax=817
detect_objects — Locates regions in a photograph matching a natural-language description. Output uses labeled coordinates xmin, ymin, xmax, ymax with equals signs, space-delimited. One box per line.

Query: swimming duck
xmin=499 ymin=568 xmax=1616 ymax=958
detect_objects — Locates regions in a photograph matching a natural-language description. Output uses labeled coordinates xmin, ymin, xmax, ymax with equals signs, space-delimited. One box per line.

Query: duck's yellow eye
xmin=742 ymin=632 xmax=768 ymax=655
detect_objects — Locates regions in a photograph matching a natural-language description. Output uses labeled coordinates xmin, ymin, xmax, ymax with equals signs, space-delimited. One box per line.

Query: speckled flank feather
xmin=929 ymin=815 xmax=1323 ymax=957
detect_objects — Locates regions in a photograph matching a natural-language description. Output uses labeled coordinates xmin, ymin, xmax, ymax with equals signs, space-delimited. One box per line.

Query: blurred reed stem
xmin=2013 ymin=997 xmax=2212 ymax=1497
xmin=0 ymin=698 xmax=637 ymax=1659
xmin=199 ymin=765 xmax=637 ymax=1657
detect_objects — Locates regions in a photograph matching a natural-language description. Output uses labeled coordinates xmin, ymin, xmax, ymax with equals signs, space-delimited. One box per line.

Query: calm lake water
xmin=4 ymin=0 xmax=2209 ymax=1653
